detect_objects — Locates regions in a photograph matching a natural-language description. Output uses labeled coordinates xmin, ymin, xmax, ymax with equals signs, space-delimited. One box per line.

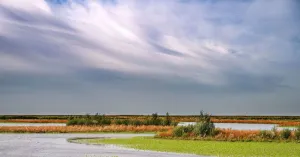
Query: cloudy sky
xmin=0 ymin=0 xmax=299 ymax=115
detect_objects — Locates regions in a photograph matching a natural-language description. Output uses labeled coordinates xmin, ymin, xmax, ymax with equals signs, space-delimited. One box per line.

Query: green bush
xmin=173 ymin=126 xmax=184 ymax=137
xmin=66 ymin=119 xmax=79 ymax=126
xmin=295 ymin=127 xmax=300 ymax=140
xmin=77 ymin=119 xmax=86 ymax=125
xmin=183 ymin=125 xmax=195 ymax=133
xmin=0 ymin=115 xmax=7 ymax=120
xmin=114 ymin=119 xmax=123 ymax=125
xmin=66 ymin=112 xmax=173 ymax=126
xmin=100 ymin=119 xmax=112 ymax=125
xmin=149 ymin=113 xmax=163 ymax=125
xmin=122 ymin=119 xmax=130 ymax=125
xmin=260 ymin=130 xmax=276 ymax=139
xmin=130 ymin=120 xmax=143 ymax=126
xmin=193 ymin=121 xmax=215 ymax=137
xmin=163 ymin=112 xmax=172 ymax=126
xmin=280 ymin=129 xmax=291 ymax=139
xmin=171 ymin=121 xmax=179 ymax=126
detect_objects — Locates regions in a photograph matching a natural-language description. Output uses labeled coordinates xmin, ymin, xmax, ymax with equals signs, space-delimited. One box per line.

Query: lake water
xmin=0 ymin=133 xmax=203 ymax=157
xmin=178 ymin=122 xmax=296 ymax=130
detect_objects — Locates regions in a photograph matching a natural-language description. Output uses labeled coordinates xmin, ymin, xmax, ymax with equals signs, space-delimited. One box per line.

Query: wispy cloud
xmin=0 ymin=0 xmax=299 ymax=114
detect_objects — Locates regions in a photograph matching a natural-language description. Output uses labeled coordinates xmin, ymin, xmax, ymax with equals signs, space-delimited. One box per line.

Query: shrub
xmin=172 ymin=125 xmax=194 ymax=137
xmin=150 ymin=113 xmax=163 ymax=125
xmin=280 ymin=129 xmax=291 ymax=139
xmin=295 ymin=127 xmax=300 ymax=140
xmin=130 ymin=120 xmax=143 ymax=126
xmin=163 ymin=112 xmax=172 ymax=126
xmin=100 ymin=118 xmax=112 ymax=125
xmin=171 ymin=121 xmax=179 ymax=126
xmin=66 ymin=119 xmax=79 ymax=126
xmin=114 ymin=119 xmax=123 ymax=125
xmin=183 ymin=125 xmax=195 ymax=133
xmin=84 ymin=119 xmax=94 ymax=125
xmin=173 ymin=126 xmax=184 ymax=137
xmin=77 ymin=119 xmax=86 ymax=125
xmin=121 ymin=119 xmax=130 ymax=125
xmin=260 ymin=130 xmax=276 ymax=139
xmin=212 ymin=128 xmax=221 ymax=136
xmin=0 ymin=115 xmax=7 ymax=120
xmin=193 ymin=121 xmax=215 ymax=137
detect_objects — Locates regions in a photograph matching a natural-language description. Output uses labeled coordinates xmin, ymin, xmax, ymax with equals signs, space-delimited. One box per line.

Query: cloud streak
xmin=0 ymin=0 xmax=299 ymax=114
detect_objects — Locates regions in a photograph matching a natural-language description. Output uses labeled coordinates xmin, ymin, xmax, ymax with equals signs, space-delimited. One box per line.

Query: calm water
xmin=178 ymin=122 xmax=296 ymax=130
xmin=0 ymin=134 xmax=203 ymax=157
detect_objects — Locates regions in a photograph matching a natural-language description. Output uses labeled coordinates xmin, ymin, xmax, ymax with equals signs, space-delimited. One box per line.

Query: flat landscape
xmin=0 ymin=114 xmax=299 ymax=157
xmin=1 ymin=0 xmax=300 ymax=157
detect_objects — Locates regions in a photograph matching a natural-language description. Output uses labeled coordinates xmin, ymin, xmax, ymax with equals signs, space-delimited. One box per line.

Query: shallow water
xmin=0 ymin=123 xmax=66 ymax=126
xmin=0 ymin=134 xmax=204 ymax=157
xmin=178 ymin=122 xmax=296 ymax=130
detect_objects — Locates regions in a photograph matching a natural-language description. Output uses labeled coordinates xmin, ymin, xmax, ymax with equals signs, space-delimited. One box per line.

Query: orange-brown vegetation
xmin=0 ymin=125 xmax=173 ymax=133
xmin=156 ymin=128 xmax=300 ymax=141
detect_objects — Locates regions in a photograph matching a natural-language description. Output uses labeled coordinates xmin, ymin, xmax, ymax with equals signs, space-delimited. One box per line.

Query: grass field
xmin=72 ymin=137 xmax=300 ymax=157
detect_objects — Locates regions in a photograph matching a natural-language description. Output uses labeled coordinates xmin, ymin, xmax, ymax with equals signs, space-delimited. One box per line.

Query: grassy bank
xmin=0 ymin=125 xmax=172 ymax=133
xmin=72 ymin=137 xmax=300 ymax=157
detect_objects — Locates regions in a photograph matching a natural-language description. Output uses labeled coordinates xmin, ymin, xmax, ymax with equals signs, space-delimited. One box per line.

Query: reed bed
xmin=156 ymin=128 xmax=300 ymax=142
xmin=0 ymin=125 xmax=173 ymax=133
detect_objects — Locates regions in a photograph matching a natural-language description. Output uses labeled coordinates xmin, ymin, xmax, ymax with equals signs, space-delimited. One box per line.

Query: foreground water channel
xmin=0 ymin=133 xmax=205 ymax=157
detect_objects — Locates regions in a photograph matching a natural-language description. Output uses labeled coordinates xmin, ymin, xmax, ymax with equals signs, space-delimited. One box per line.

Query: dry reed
xmin=0 ymin=125 xmax=173 ymax=133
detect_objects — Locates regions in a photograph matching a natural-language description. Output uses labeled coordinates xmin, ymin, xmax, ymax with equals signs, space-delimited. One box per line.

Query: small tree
xmin=163 ymin=112 xmax=172 ymax=126
xmin=150 ymin=113 xmax=162 ymax=125
xmin=193 ymin=111 xmax=215 ymax=137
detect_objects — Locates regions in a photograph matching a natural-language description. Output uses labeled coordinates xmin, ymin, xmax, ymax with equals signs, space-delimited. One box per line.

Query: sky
xmin=0 ymin=0 xmax=299 ymax=115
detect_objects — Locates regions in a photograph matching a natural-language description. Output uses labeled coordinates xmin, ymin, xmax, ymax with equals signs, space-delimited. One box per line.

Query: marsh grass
xmin=0 ymin=125 xmax=172 ymax=133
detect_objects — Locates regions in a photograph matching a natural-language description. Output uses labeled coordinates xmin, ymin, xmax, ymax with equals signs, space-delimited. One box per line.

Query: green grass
xmin=73 ymin=137 xmax=300 ymax=157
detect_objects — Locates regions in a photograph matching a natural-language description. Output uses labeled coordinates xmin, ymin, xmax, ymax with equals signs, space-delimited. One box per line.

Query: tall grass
xmin=0 ymin=125 xmax=172 ymax=133
xmin=157 ymin=128 xmax=300 ymax=142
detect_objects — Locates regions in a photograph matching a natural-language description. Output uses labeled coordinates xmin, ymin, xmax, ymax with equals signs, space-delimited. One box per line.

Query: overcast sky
xmin=0 ymin=0 xmax=299 ymax=115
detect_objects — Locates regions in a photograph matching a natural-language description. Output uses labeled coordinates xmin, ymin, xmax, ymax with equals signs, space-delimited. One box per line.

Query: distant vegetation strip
xmin=1 ymin=115 xmax=300 ymax=121
xmin=1 ymin=119 xmax=299 ymax=126
xmin=0 ymin=125 xmax=172 ymax=133
xmin=1 ymin=113 xmax=300 ymax=126
xmin=66 ymin=113 xmax=176 ymax=126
